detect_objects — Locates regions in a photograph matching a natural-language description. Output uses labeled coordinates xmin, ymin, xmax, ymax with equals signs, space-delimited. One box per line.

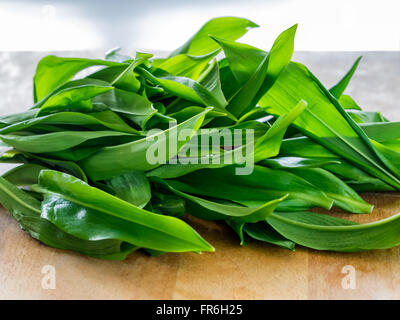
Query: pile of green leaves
xmin=1 ymin=17 xmax=400 ymax=259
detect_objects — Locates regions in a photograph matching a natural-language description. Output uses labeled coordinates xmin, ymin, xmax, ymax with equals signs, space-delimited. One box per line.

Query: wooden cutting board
xmin=1 ymin=192 xmax=400 ymax=300
xmin=0 ymin=51 xmax=399 ymax=300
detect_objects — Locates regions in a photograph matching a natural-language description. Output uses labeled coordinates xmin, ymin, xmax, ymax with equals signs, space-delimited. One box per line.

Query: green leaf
xmin=253 ymin=99 xmax=306 ymax=162
xmin=266 ymin=210 xmax=400 ymax=252
xmin=33 ymin=55 xmax=124 ymax=102
xmin=369 ymin=140 xmax=400 ymax=179
xmin=167 ymin=106 xmax=226 ymax=123
xmin=0 ymin=110 xmax=140 ymax=135
xmin=215 ymin=24 xmax=297 ymax=117
xmin=349 ymin=110 xmax=388 ymax=123
xmin=338 ymin=94 xmax=362 ymax=110
xmin=169 ymin=17 xmax=258 ymax=57
xmin=35 ymin=170 xmax=214 ymax=253
xmin=86 ymin=65 xmax=128 ymax=83
xmin=261 ymin=156 xmax=341 ymax=169
xmin=175 ymin=120 xmax=269 ymax=157
xmin=218 ymin=58 xmax=241 ymax=101
xmin=93 ymin=88 xmax=157 ymax=129
xmin=211 ymin=39 xmax=266 ymax=85
xmin=2 ymin=163 xmax=47 ymax=186
xmin=33 ymin=79 xmax=114 ymax=116
xmin=0 ymin=150 xmax=88 ymax=182
xmin=137 ymin=65 xmax=232 ymax=119
xmin=153 ymin=50 xmax=220 ymax=80
xmin=106 ymin=171 xmax=151 ymax=208
xmin=0 ymin=130 xmax=135 ymax=154
xmin=111 ymin=53 xmax=152 ymax=92
xmin=287 ymin=167 xmax=373 ymax=213
xmin=2 ymin=19 xmax=400 ymax=258
xmin=0 ymin=110 xmax=38 ymax=126
xmin=147 ymin=99 xmax=306 ymax=179
xmin=151 ymin=192 xmax=186 ymax=217
xmin=226 ymin=220 xmax=246 ymax=245
xmin=105 ymin=48 xmax=133 ymax=63
xmin=0 ymin=176 xmax=136 ymax=260
xmin=243 ymin=221 xmax=295 ymax=250
xmin=259 ymin=62 xmax=400 ymax=189
xmin=329 ymin=56 xmax=362 ymax=99
xmin=81 ymin=108 xmax=211 ymax=181
xmin=360 ymin=122 xmax=400 ymax=143
xmin=169 ymin=165 xmax=333 ymax=211
xmin=198 ymin=59 xmax=228 ymax=111
xmin=154 ymin=177 xmax=286 ymax=223
xmin=281 ymin=136 xmax=338 ymax=158
xmin=280 ymin=136 xmax=395 ymax=192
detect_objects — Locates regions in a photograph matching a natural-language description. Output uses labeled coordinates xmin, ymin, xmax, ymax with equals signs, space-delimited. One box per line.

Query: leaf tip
xmin=247 ymin=20 xmax=260 ymax=29
xmin=208 ymin=34 xmax=222 ymax=45
xmin=203 ymin=243 xmax=215 ymax=252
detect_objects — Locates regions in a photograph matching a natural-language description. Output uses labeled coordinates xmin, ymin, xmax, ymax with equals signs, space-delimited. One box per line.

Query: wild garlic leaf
xmin=243 ymin=221 xmax=295 ymax=251
xmin=105 ymin=48 xmax=133 ymax=63
xmin=33 ymin=55 xmax=124 ymax=102
xmin=360 ymin=122 xmax=400 ymax=142
xmin=349 ymin=110 xmax=388 ymax=124
xmin=329 ymin=56 xmax=362 ymax=99
xmin=211 ymin=38 xmax=266 ymax=85
xmin=0 ymin=176 xmax=136 ymax=260
xmin=93 ymin=88 xmax=157 ymax=129
xmin=81 ymin=108 xmax=211 ymax=181
xmin=260 ymin=62 xmax=400 ymax=189
xmin=0 ymin=110 xmax=140 ymax=135
xmin=286 ymin=167 xmax=373 ymax=213
xmin=2 ymin=16 xmax=400 ymax=258
xmin=215 ymin=24 xmax=297 ymax=118
xmin=137 ymin=65 xmax=233 ymax=119
xmin=198 ymin=59 xmax=228 ymax=111
xmin=167 ymin=106 xmax=226 ymax=123
xmin=0 ymin=130 xmax=135 ymax=154
xmin=111 ymin=53 xmax=153 ymax=92
xmin=166 ymin=165 xmax=333 ymax=212
xmin=267 ymin=210 xmax=400 ymax=252
xmin=151 ymin=192 xmax=186 ymax=218
xmin=86 ymin=65 xmax=129 ymax=83
xmin=169 ymin=17 xmax=258 ymax=57
xmin=36 ymin=170 xmax=214 ymax=253
xmin=147 ymin=100 xmax=306 ymax=178
xmin=279 ymin=138 xmax=395 ymax=192
xmin=260 ymin=156 xmax=341 ymax=169
xmin=279 ymin=137 xmax=395 ymax=192
xmin=106 ymin=171 xmax=151 ymax=208
xmin=0 ymin=150 xmax=89 ymax=182
xmin=338 ymin=94 xmax=362 ymax=110
xmin=2 ymin=163 xmax=47 ymax=186
xmin=33 ymin=79 xmax=114 ymax=116
xmin=153 ymin=50 xmax=220 ymax=80
xmin=0 ymin=110 xmax=39 ymax=126
xmin=154 ymin=177 xmax=286 ymax=223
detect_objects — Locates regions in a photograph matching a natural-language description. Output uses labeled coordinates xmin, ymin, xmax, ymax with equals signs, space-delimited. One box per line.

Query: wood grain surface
xmin=0 ymin=51 xmax=399 ymax=300
xmin=1 ymin=193 xmax=400 ymax=299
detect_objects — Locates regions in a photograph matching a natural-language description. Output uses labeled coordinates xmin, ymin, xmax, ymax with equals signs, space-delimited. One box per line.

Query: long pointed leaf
xmin=169 ymin=17 xmax=258 ymax=57
xmin=36 ymin=170 xmax=214 ymax=253
xmin=0 ymin=176 xmax=135 ymax=259
xmin=267 ymin=211 xmax=400 ymax=252
xmin=81 ymin=108 xmax=211 ymax=180
xmin=329 ymin=56 xmax=362 ymax=98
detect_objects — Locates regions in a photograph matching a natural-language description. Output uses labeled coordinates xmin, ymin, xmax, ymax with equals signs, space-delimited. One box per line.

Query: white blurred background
xmin=0 ymin=0 xmax=399 ymax=175
xmin=0 ymin=0 xmax=399 ymax=124
xmin=0 ymin=0 xmax=399 ymax=52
